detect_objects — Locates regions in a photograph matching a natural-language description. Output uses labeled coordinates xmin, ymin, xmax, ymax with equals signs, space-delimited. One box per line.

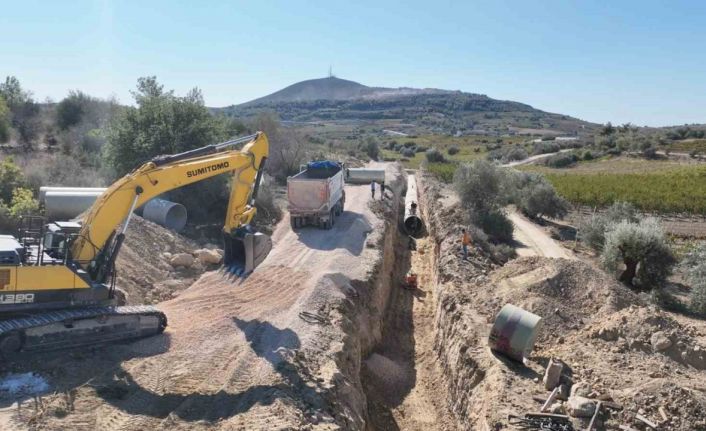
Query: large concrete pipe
xmin=488 ymin=304 xmax=542 ymax=362
xmin=42 ymin=188 xmax=187 ymax=232
xmin=142 ymin=198 xmax=187 ymax=232
xmin=404 ymin=175 xmax=424 ymax=236
xmin=39 ymin=187 xmax=106 ymax=202
xmin=44 ymin=191 xmax=105 ymax=220
xmin=345 ymin=168 xmax=385 ymax=184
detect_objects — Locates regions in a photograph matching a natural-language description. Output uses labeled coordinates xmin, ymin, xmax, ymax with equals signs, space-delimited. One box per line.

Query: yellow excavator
xmin=0 ymin=132 xmax=272 ymax=355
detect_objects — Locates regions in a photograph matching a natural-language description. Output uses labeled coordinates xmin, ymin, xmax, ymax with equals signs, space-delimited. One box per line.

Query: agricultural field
xmin=523 ymin=157 xmax=706 ymax=213
xmin=667 ymin=138 xmax=706 ymax=154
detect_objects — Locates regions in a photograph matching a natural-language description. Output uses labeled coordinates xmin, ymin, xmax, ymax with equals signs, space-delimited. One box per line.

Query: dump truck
xmin=288 ymin=161 xmax=345 ymax=229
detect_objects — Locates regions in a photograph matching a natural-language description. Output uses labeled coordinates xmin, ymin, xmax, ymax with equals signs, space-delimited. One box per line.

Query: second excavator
xmin=0 ymin=132 xmax=272 ymax=356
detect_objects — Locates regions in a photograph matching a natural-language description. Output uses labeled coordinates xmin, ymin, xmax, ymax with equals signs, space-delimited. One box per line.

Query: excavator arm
xmin=71 ymin=132 xmax=271 ymax=281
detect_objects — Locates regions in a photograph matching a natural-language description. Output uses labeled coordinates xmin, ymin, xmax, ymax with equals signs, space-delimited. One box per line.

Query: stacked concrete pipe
xmin=404 ymin=175 xmax=424 ymax=236
xmin=40 ymin=187 xmax=188 ymax=232
xmin=345 ymin=168 xmax=386 ymax=184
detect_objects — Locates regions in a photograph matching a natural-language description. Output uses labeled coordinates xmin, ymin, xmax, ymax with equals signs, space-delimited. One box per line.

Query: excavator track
xmin=0 ymin=305 xmax=167 ymax=356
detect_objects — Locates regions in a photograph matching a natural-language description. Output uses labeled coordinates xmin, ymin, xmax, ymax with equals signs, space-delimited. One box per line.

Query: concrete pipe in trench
xmin=404 ymin=175 xmax=424 ymax=236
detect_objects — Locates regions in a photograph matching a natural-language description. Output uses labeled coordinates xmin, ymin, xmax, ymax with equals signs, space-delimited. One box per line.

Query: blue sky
xmin=2 ymin=0 xmax=705 ymax=126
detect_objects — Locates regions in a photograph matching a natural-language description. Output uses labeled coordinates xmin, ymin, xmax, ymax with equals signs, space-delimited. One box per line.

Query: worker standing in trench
xmin=461 ymin=228 xmax=472 ymax=260
xmin=371 ymin=181 xmax=376 ymax=199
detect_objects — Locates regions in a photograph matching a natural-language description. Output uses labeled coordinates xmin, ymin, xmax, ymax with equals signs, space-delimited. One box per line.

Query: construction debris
xmin=543 ymin=357 xmax=564 ymax=390
xmin=541 ymin=387 xmax=560 ymax=412
xmin=566 ymin=396 xmax=596 ymax=418
xmin=635 ymin=413 xmax=658 ymax=429
xmin=508 ymin=413 xmax=574 ymax=431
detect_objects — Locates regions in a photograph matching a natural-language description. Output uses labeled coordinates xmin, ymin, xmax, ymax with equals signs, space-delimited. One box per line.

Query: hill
xmin=215 ymin=77 xmax=597 ymax=135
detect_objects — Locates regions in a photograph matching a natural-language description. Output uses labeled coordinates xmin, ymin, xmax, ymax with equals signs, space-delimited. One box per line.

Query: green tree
xmin=0 ymin=96 xmax=10 ymax=143
xmin=250 ymin=111 xmax=305 ymax=180
xmin=0 ymin=157 xmax=26 ymax=204
xmin=0 ymin=76 xmax=30 ymax=110
xmin=0 ymin=76 xmax=39 ymax=149
xmin=56 ymin=90 xmax=89 ymax=130
xmin=601 ymin=217 xmax=675 ymax=288
xmin=106 ymin=77 xmax=231 ymax=222
xmin=107 ymin=77 xmax=226 ymax=175
xmin=8 ymin=187 xmax=39 ymax=218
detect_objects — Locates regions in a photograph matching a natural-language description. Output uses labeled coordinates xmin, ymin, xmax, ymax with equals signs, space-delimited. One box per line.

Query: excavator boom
xmin=0 ymin=132 xmax=272 ymax=357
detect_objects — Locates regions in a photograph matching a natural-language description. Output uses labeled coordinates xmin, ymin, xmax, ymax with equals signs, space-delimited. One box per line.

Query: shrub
xmin=447 ymin=145 xmax=460 ymax=155
xmin=502 ymin=146 xmax=528 ymax=162
xmin=580 ymin=201 xmax=637 ymax=251
xmin=582 ymin=150 xmax=595 ymax=161
xmin=365 ymin=138 xmax=380 ymax=160
xmin=415 ymin=145 xmax=428 ymax=153
xmin=425 ymin=147 xmax=446 ymax=163
xmin=681 ymin=244 xmax=706 ymax=315
xmin=471 ymin=210 xmax=514 ymax=243
xmin=543 ymin=152 xmax=578 ymax=168
xmin=521 ymin=181 xmax=569 ymax=219
xmin=532 ymin=141 xmax=560 ymax=155
xmin=401 ymin=148 xmax=416 ymax=158
xmin=642 ymin=146 xmax=658 ymax=159
xmin=601 ymin=217 xmax=675 ymax=289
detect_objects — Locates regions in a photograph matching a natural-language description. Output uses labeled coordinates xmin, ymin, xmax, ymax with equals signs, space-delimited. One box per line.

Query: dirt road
xmin=508 ymin=210 xmax=575 ymax=259
xmin=5 ymin=180 xmax=386 ymax=430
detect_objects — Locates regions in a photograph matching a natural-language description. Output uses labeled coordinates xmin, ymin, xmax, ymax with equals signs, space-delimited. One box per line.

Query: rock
xmin=651 ymin=331 xmax=672 ymax=352
xmin=195 ymin=248 xmax=222 ymax=265
xmin=162 ymin=252 xmax=172 ymax=260
xmin=567 ymin=396 xmax=596 ymax=417
xmin=170 ymin=253 xmax=195 ymax=268
xmin=543 ymin=358 xmax=564 ymax=390
xmin=570 ymin=381 xmax=591 ymax=398
xmin=549 ymin=402 xmax=565 ymax=414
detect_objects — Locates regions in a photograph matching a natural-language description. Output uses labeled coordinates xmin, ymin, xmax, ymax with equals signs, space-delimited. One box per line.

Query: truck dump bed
xmin=287 ymin=161 xmax=344 ymax=217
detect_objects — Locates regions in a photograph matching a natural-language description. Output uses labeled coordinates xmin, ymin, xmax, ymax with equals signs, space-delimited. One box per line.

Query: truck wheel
xmin=330 ymin=209 xmax=336 ymax=227
xmin=290 ymin=216 xmax=297 ymax=229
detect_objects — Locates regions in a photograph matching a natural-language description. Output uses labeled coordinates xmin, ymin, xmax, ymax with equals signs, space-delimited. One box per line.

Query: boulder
xmin=651 ymin=331 xmax=672 ymax=352
xmin=170 ymin=253 xmax=195 ymax=268
xmin=567 ymin=396 xmax=596 ymax=418
xmin=570 ymin=381 xmax=591 ymax=398
xmin=195 ymin=248 xmax=222 ymax=265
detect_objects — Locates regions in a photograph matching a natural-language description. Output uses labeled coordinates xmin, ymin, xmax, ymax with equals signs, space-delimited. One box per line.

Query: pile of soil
xmin=116 ymin=217 xmax=213 ymax=304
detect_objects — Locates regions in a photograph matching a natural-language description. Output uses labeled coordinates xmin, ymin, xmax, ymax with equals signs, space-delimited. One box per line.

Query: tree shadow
xmin=294 ymin=210 xmax=371 ymax=256
xmin=89 ymin=318 xmax=330 ymax=423
xmin=0 ymin=332 xmax=172 ymax=408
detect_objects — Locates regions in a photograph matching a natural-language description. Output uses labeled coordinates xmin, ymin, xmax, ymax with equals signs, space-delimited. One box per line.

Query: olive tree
xmin=580 ymin=201 xmax=638 ymax=251
xmin=601 ymin=217 xmax=675 ymax=288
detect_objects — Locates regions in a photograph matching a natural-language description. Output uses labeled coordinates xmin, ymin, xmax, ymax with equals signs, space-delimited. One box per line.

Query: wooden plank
xmin=587 ymin=401 xmax=601 ymax=431
xmin=541 ymin=387 xmax=560 ymax=413
xmin=635 ymin=413 xmax=658 ymax=429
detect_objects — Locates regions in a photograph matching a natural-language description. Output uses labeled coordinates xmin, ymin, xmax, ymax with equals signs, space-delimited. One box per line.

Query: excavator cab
xmin=223 ymin=225 xmax=272 ymax=276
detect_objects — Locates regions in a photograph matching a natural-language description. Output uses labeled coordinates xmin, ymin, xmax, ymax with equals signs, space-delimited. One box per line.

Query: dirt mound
xmin=481 ymin=257 xmax=641 ymax=342
xmin=116 ymin=216 xmax=212 ymax=304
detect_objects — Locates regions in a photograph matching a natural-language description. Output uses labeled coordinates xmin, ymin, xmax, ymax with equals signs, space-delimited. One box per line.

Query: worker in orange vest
xmin=461 ymin=228 xmax=472 ymax=260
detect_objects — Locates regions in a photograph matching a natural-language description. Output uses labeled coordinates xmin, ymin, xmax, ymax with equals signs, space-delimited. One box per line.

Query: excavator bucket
xmin=223 ymin=226 xmax=273 ymax=276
